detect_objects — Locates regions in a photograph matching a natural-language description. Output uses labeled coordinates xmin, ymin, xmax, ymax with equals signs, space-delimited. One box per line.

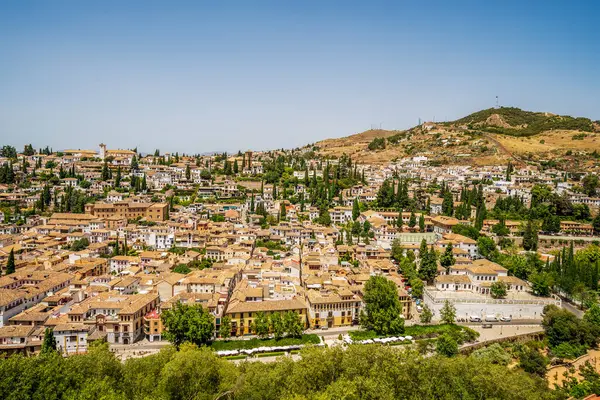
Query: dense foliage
xmin=360 ymin=276 xmax=405 ymax=335
xmin=542 ymin=305 xmax=600 ymax=359
xmin=455 ymin=107 xmax=595 ymax=137
xmin=0 ymin=342 xmax=560 ymax=400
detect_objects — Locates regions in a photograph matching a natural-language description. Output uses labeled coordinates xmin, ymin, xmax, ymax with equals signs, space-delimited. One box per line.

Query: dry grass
xmin=311 ymin=125 xmax=599 ymax=168
xmin=492 ymin=131 xmax=600 ymax=155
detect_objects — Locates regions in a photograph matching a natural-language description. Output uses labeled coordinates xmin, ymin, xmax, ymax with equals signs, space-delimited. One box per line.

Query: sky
xmin=0 ymin=1 xmax=599 ymax=154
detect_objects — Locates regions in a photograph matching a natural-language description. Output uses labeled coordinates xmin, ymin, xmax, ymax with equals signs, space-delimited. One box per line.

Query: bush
xmin=436 ymin=334 xmax=458 ymax=357
xmin=550 ymin=342 xmax=588 ymax=359
xmin=368 ymin=137 xmax=386 ymax=151
xmin=518 ymin=346 xmax=548 ymax=376
xmin=471 ymin=343 xmax=512 ymax=365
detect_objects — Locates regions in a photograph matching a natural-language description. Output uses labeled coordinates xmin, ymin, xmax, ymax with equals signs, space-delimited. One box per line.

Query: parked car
xmin=469 ymin=315 xmax=482 ymax=322
xmin=485 ymin=315 xmax=498 ymax=322
xmin=500 ymin=316 xmax=512 ymax=322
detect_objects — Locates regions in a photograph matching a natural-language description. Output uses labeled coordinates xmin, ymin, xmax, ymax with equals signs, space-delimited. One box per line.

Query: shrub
xmin=550 ymin=342 xmax=588 ymax=359
xmin=368 ymin=137 xmax=386 ymax=151
xmin=471 ymin=343 xmax=512 ymax=365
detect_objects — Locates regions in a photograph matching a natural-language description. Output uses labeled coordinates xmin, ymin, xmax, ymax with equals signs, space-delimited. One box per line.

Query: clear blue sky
xmin=1 ymin=0 xmax=598 ymax=154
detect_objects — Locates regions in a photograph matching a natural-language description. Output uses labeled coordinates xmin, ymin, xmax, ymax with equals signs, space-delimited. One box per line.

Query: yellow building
xmin=306 ymin=288 xmax=361 ymax=329
xmin=85 ymin=201 xmax=168 ymax=222
xmin=224 ymin=298 xmax=307 ymax=336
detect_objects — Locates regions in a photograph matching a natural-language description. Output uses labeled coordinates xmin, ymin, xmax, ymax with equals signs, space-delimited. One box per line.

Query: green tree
xmin=161 ymin=302 xmax=215 ymax=349
xmin=419 ymin=238 xmax=428 ymax=259
xmin=220 ymin=316 xmax=232 ymax=339
xmin=185 ymin=164 xmax=191 ymax=180
xmin=452 ymin=224 xmax=480 ymax=240
xmin=490 ymin=281 xmax=508 ymax=299
xmin=440 ymin=300 xmax=456 ymax=325
xmin=70 ymin=238 xmax=90 ymax=252
xmin=436 ymin=333 xmax=458 ymax=357
xmin=410 ymin=277 xmax=424 ymax=298
xmin=360 ymin=276 xmax=405 ymax=335
xmin=419 ymin=245 xmax=438 ymax=284
xmin=408 ymin=211 xmax=416 ymax=228
xmin=114 ymin=166 xmax=122 ymax=187
xmin=395 ymin=209 xmax=404 ymax=230
xmin=442 ymin=190 xmax=454 ymax=216
xmin=419 ymin=304 xmax=433 ymax=324
xmin=376 ymin=179 xmax=395 ymax=208
xmin=269 ymin=312 xmax=285 ymax=339
xmin=352 ymin=198 xmax=360 ymax=221
xmin=131 ymin=155 xmax=139 ymax=170
xmin=522 ymin=219 xmax=539 ymax=251
xmin=541 ymin=214 xmax=561 ymax=233
xmin=391 ymin=238 xmax=404 ymax=262
xmin=173 ymin=264 xmax=191 ymax=274
xmin=582 ymin=174 xmax=599 ymax=197
xmin=23 ymin=144 xmax=34 ymax=156
xmin=316 ymin=206 xmax=331 ymax=226
xmin=157 ymin=344 xmax=235 ymax=400
xmin=477 ymin=236 xmax=496 ymax=259
xmin=593 ymin=214 xmax=600 ymax=235
xmin=419 ymin=214 xmax=425 ymax=232
xmin=492 ymin=219 xmax=510 ymax=237
xmin=283 ymin=311 xmax=304 ymax=338
xmin=252 ymin=311 xmax=270 ymax=338
xmin=440 ymin=243 xmax=455 ymax=272
xmin=5 ymin=248 xmax=15 ymax=274
xmin=471 ymin=343 xmax=511 ymax=365
xmin=40 ymin=328 xmax=57 ymax=355
xmin=101 ymin=161 xmax=110 ymax=181
xmin=518 ymin=346 xmax=548 ymax=376
xmin=529 ymin=272 xmax=553 ymax=297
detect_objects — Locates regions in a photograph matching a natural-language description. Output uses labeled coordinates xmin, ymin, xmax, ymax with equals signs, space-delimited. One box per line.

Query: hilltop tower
xmin=99 ymin=143 xmax=107 ymax=160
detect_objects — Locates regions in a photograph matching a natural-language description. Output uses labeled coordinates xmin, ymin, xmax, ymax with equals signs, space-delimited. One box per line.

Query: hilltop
xmin=311 ymin=107 xmax=600 ymax=169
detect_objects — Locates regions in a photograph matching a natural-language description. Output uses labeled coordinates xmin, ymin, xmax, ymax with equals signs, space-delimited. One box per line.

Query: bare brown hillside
xmin=311 ymin=115 xmax=600 ymax=170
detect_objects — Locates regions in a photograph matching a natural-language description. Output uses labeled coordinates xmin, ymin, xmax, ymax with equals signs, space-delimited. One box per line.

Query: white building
xmin=53 ymin=323 xmax=92 ymax=355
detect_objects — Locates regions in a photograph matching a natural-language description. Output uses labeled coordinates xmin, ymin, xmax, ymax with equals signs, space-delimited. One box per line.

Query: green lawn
xmin=256 ymin=351 xmax=286 ymax=358
xmin=349 ymin=324 xmax=479 ymax=343
xmin=211 ymin=334 xmax=320 ymax=351
xmin=224 ymin=355 xmax=247 ymax=360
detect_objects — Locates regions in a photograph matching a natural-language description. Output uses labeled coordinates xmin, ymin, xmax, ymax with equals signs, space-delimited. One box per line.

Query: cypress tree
xmin=408 ymin=211 xmax=417 ymax=228
xmin=114 ymin=166 xmax=121 ymax=187
xmin=40 ymin=328 xmax=57 ymax=355
xmin=396 ymin=209 xmax=404 ymax=230
xmin=6 ymin=248 xmax=15 ymax=274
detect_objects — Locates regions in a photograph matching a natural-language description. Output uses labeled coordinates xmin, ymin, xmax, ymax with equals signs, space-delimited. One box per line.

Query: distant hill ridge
xmin=308 ymin=107 xmax=600 ymax=169
xmin=450 ymin=107 xmax=599 ymax=137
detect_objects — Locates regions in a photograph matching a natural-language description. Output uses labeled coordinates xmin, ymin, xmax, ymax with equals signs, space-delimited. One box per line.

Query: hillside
xmin=311 ymin=107 xmax=600 ymax=169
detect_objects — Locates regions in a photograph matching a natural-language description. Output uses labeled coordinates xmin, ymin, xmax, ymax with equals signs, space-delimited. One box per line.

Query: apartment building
xmin=85 ymin=201 xmax=168 ymax=222
xmin=306 ymin=288 xmax=361 ymax=329
xmin=67 ymin=292 xmax=159 ymax=344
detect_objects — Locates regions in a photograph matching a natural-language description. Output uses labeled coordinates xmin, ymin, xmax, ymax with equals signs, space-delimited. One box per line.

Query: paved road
xmin=561 ymin=299 xmax=584 ymax=318
xmin=460 ymin=319 xmax=542 ymax=326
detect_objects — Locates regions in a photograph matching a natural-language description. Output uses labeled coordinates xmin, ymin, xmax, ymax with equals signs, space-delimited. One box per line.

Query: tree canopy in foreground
xmin=0 ymin=341 xmax=561 ymax=400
